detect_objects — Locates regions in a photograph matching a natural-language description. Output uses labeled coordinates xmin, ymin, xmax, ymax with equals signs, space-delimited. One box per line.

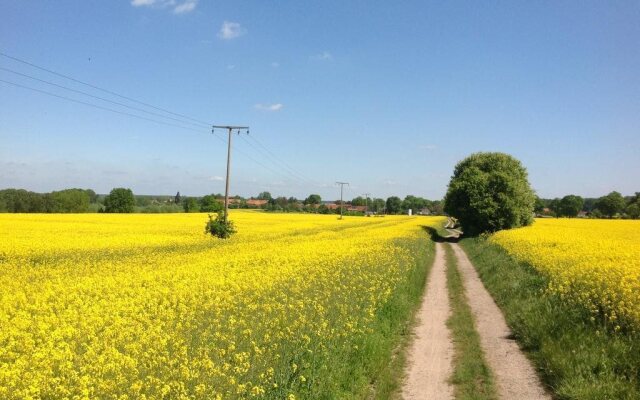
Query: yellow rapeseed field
xmin=491 ymin=218 xmax=640 ymax=332
xmin=0 ymin=211 xmax=443 ymax=399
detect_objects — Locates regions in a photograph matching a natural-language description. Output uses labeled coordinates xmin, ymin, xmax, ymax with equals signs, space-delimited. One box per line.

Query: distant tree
xmin=444 ymin=152 xmax=535 ymax=235
xmin=430 ymin=200 xmax=444 ymax=215
xmin=402 ymin=195 xmax=427 ymax=213
xmin=275 ymin=196 xmax=289 ymax=208
xmin=256 ymin=192 xmax=272 ymax=201
xmin=46 ymin=189 xmax=90 ymax=213
xmin=0 ymin=189 xmax=44 ymax=212
xmin=627 ymin=203 xmax=640 ymax=219
xmin=85 ymin=189 xmax=98 ymax=203
xmin=595 ymin=191 xmax=626 ymax=218
xmin=200 ymin=195 xmax=223 ymax=212
xmin=624 ymin=192 xmax=640 ymax=219
xmin=534 ymin=196 xmax=546 ymax=213
xmin=351 ymin=196 xmax=366 ymax=206
xmin=304 ymin=194 xmax=322 ymax=205
xmin=386 ymin=196 xmax=402 ymax=214
xmin=548 ymin=198 xmax=561 ymax=216
xmin=372 ymin=198 xmax=386 ymax=213
xmin=174 ymin=191 xmax=181 ymax=204
xmin=104 ymin=188 xmax=135 ymax=213
xmin=583 ymin=198 xmax=598 ymax=212
xmin=557 ymin=195 xmax=584 ymax=217
xmin=183 ymin=197 xmax=199 ymax=213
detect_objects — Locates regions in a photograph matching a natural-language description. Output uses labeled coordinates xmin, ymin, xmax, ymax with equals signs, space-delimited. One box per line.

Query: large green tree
xmin=46 ymin=189 xmax=90 ymax=213
xmin=304 ymin=194 xmax=321 ymax=205
xmin=595 ymin=191 xmax=626 ymax=217
xmin=557 ymin=195 xmax=584 ymax=218
xmin=385 ymin=196 xmax=402 ymax=214
xmin=444 ymin=152 xmax=535 ymax=235
xmin=104 ymin=188 xmax=135 ymax=213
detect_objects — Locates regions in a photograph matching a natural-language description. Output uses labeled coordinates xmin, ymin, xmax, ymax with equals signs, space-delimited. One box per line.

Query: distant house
xmin=417 ymin=208 xmax=431 ymax=215
xmin=347 ymin=205 xmax=367 ymax=212
xmin=246 ymin=199 xmax=268 ymax=207
xmin=577 ymin=210 xmax=590 ymax=218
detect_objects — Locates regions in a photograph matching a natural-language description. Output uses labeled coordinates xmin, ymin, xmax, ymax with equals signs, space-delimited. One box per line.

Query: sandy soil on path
xmin=451 ymin=243 xmax=550 ymax=400
xmin=402 ymin=242 xmax=454 ymax=400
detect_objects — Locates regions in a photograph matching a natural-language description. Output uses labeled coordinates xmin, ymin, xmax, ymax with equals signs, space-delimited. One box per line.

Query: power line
xmin=211 ymin=129 xmax=306 ymax=185
xmin=0 ymin=78 xmax=208 ymax=134
xmin=237 ymin=134 xmax=312 ymax=184
xmin=0 ymin=51 xmax=325 ymax=192
xmin=0 ymin=76 xmax=312 ymax=186
xmin=0 ymin=66 xmax=210 ymax=129
xmin=0 ymin=51 xmax=212 ymax=126
xmin=245 ymin=134 xmax=315 ymax=182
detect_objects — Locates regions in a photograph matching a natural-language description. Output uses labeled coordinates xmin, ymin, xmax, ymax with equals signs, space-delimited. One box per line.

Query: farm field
xmin=0 ymin=212 xmax=443 ymax=399
xmin=490 ymin=219 xmax=640 ymax=332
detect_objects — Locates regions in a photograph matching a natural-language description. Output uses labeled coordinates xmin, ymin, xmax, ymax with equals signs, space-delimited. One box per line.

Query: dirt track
xmin=402 ymin=242 xmax=454 ymax=399
xmin=451 ymin=243 xmax=550 ymax=400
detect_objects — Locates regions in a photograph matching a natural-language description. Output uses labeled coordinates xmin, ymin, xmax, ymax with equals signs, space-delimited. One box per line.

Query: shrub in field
xmin=205 ymin=211 xmax=236 ymax=238
xmin=444 ymin=152 xmax=535 ymax=235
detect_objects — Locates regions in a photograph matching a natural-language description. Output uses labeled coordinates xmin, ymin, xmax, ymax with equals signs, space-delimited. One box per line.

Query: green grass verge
xmin=365 ymin=237 xmax=436 ymax=400
xmin=460 ymin=237 xmax=640 ymax=400
xmin=444 ymin=243 xmax=498 ymax=400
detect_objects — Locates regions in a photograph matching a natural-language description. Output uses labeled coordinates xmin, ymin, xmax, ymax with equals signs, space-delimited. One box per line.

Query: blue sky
xmin=1 ymin=1 xmax=638 ymax=200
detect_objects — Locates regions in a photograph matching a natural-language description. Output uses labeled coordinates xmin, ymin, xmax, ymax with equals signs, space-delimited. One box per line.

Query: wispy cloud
xmin=271 ymin=62 xmax=280 ymax=68
xmin=218 ymin=21 xmax=245 ymax=40
xmin=255 ymin=103 xmax=283 ymax=112
xmin=131 ymin=0 xmax=198 ymax=14
xmin=227 ymin=64 xmax=236 ymax=70
xmin=311 ymin=51 xmax=333 ymax=61
xmin=173 ymin=0 xmax=197 ymax=14
xmin=419 ymin=144 xmax=437 ymax=151
xmin=209 ymin=176 xmax=224 ymax=181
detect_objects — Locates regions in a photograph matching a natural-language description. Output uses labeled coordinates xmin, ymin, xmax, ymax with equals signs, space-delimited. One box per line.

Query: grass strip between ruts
xmin=444 ymin=242 xmax=498 ymax=400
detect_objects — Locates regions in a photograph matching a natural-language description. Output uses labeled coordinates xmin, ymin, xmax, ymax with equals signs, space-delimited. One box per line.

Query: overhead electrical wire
xmin=237 ymin=134 xmax=312 ymax=184
xmin=0 ymin=51 xmax=212 ymax=126
xmin=0 ymin=78 xmax=208 ymax=134
xmin=0 ymin=66 xmax=209 ymax=129
xmin=0 ymin=51 xmax=324 ymax=188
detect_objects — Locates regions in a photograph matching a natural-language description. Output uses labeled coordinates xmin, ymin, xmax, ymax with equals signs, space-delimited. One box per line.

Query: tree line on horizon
xmin=1 ymin=186 xmax=638 ymax=219
xmin=0 ymin=187 xmax=445 ymax=216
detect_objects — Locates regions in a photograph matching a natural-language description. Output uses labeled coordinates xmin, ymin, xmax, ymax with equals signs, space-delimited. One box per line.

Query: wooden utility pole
xmin=336 ymin=181 xmax=349 ymax=219
xmin=212 ymin=125 xmax=249 ymax=223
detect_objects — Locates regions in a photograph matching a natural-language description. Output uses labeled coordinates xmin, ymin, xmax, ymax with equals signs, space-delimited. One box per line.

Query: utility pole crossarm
xmin=212 ymin=124 xmax=250 ymax=223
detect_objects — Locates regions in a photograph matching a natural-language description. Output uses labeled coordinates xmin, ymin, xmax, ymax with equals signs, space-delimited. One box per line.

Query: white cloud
xmin=131 ymin=0 xmax=198 ymax=14
xmin=209 ymin=176 xmax=224 ymax=181
xmin=227 ymin=64 xmax=236 ymax=70
xmin=174 ymin=0 xmax=197 ymax=14
xmin=131 ymin=0 xmax=156 ymax=6
xmin=419 ymin=144 xmax=437 ymax=151
xmin=218 ymin=21 xmax=245 ymax=40
xmin=311 ymin=51 xmax=333 ymax=61
xmin=271 ymin=62 xmax=280 ymax=68
xmin=255 ymin=103 xmax=283 ymax=112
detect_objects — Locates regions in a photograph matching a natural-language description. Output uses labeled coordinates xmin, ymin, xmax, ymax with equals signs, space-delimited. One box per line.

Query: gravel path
xmin=402 ymin=242 xmax=454 ymax=400
xmin=451 ymin=243 xmax=550 ymax=400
